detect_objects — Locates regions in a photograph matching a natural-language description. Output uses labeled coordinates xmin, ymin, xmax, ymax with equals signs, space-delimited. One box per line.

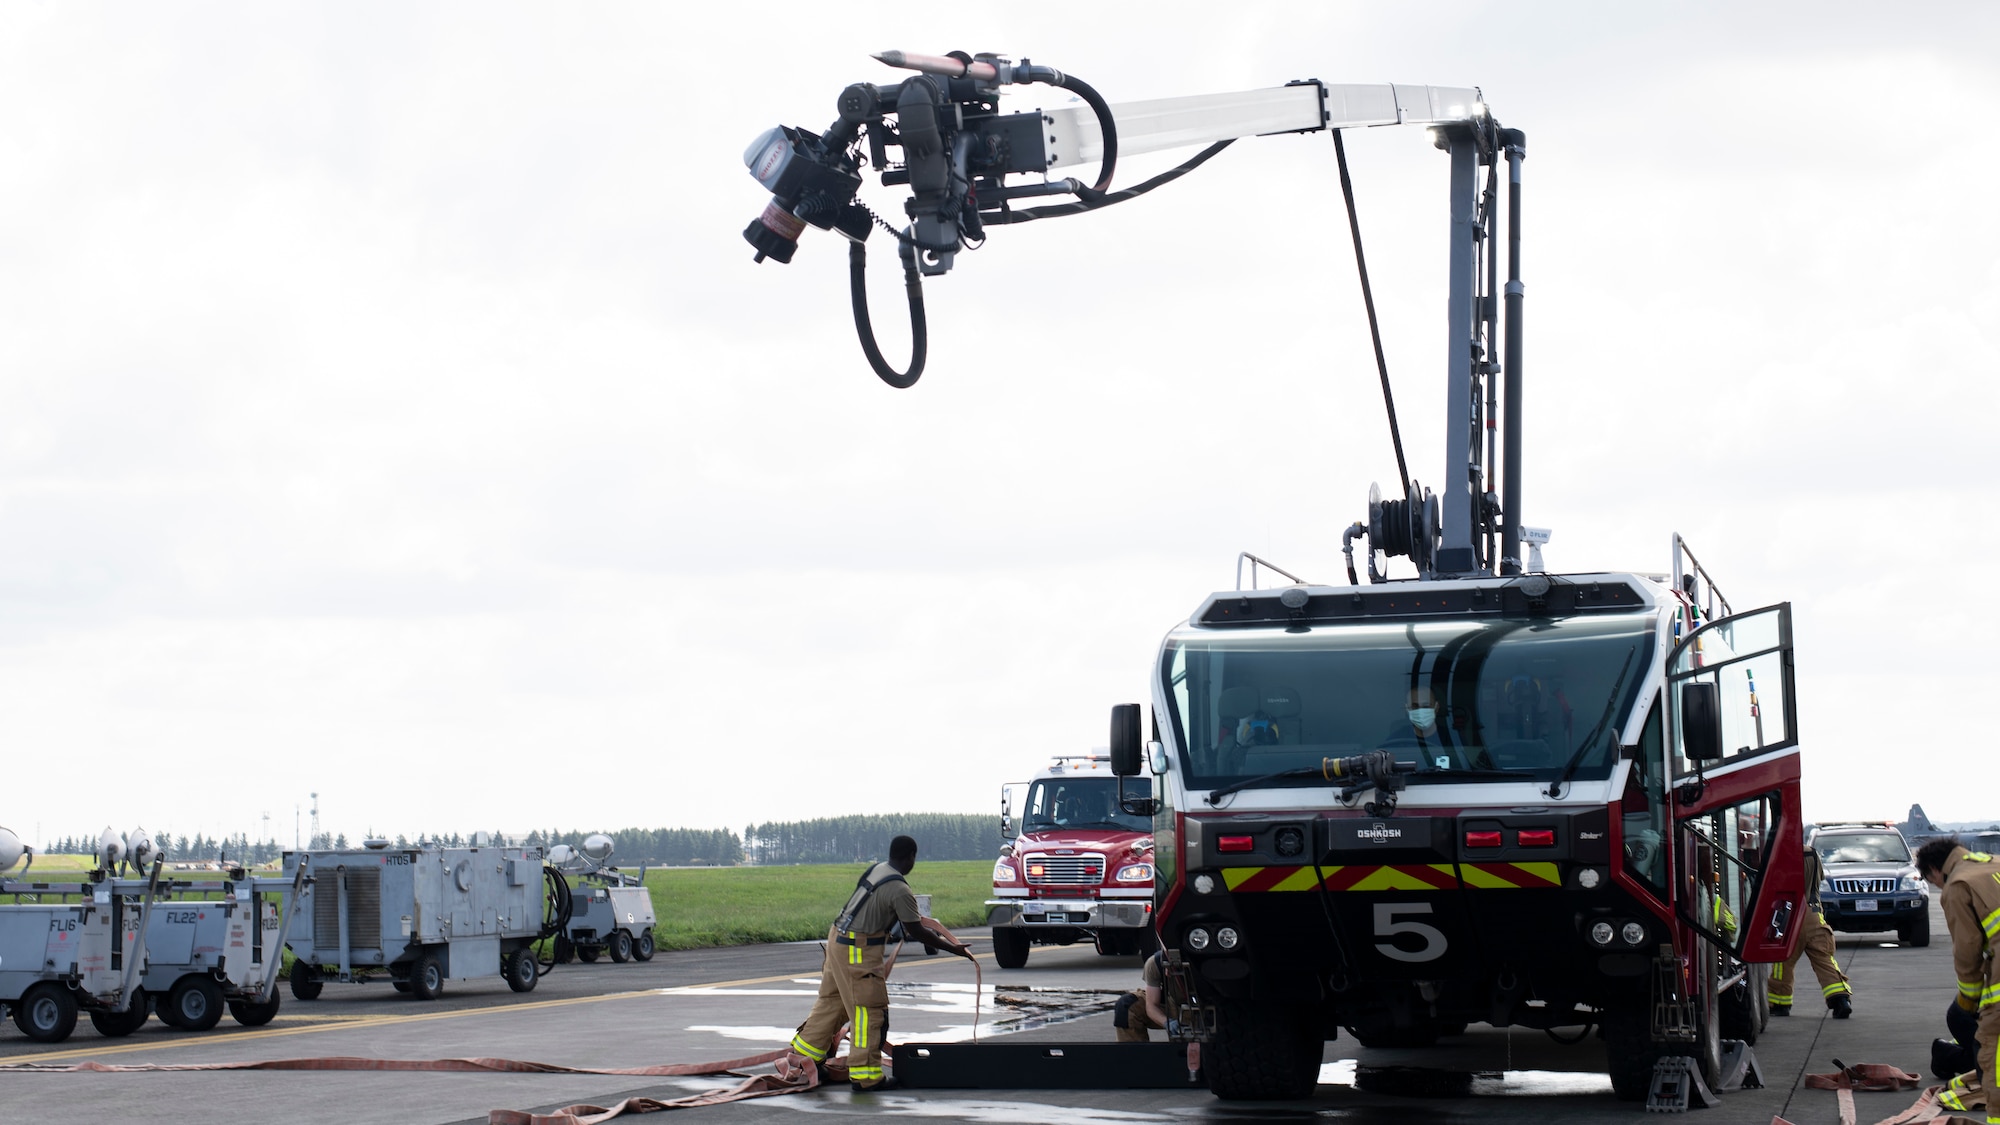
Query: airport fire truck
xmin=986 ymin=755 xmax=1157 ymax=968
xmin=742 ymin=50 xmax=1806 ymax=1104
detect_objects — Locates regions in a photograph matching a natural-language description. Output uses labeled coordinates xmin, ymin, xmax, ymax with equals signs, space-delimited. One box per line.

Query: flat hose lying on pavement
xmin=1772 ymin=1061 xmax=1973 ymax=1125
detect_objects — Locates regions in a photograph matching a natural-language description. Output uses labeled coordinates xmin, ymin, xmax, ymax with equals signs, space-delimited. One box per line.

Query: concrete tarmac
xmin=0 ymin=900 xmax=1962 ymax=1124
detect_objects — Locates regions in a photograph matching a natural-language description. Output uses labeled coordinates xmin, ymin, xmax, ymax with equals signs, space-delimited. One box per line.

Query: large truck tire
xmin=409 ymin=950 xmax=446 ymax=1000
xmin=1599 ymin=1004 xmax=1660 ymax=1102
xmin=14 ymin=983 xmax=78 ymax=1043
xmin=1719 ymin=974 xmax=1760 ymax=1046
xmin=230 ymin=992 xmax=282 ymax=1027
xmin=88 ymin=993 xmax=150 ymax=1038
xmin=166 ymin=976 xmax=224 ymax=1032
xmin=992 ymin=928 xmax=1030 ymax=969
xmin=504 ymin=947 xmax=539 ymax=993
xmin=1205 ymin=999 xmax=1322 ymax=1100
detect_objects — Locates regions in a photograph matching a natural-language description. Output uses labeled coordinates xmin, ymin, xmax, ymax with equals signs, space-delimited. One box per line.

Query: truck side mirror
xmin=1109 ymin=703 xmax=1143 ymax=776
xmin=1681 ymin=682 xmax=1723 ymax=762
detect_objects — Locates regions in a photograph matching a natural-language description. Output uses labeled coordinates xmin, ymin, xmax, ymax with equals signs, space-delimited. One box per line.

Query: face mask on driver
xmin=1407 ymin=707 xmax=1437 ymax=729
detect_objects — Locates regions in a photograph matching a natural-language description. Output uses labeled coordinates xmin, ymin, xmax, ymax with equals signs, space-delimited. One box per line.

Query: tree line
xmin=743 ymin=814 xmax=999 ymax=865
xmin=45 ymin=815 xmax=998 ymax=868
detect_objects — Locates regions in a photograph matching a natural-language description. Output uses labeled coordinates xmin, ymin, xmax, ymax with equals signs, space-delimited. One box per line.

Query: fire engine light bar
xmin=1517 ymin=830 xmax=1556 ymax=847
xmin=1216 ymin=836 xmax=1255 ymax=853
xmin=1464 ymin=831 xmax=1502 ymax=848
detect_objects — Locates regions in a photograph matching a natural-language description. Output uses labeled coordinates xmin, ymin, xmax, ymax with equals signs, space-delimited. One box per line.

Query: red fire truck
xmin=986 ymin=756 xmax=1158 ymax=969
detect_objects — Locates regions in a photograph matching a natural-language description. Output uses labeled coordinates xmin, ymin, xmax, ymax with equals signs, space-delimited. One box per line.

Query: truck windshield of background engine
xmin=1817 ymin=833 xmax=1911 ymax=865
xmin=1021 ymin=777 xmax=1152 ymax=833
xmin=1162 ymin=612 xmax=1656 ymax=791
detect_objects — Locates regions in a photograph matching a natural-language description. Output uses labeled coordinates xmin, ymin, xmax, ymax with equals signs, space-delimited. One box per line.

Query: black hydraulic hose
xmin=537 ymin=867 xmax=573 ymax=969
xmin=1054 ymin=72 xmax=1118 ymax=197
xmin=848 ymin=237 xmax=926 ymax=389
xmin=1334 ymin=129 xmax=1411 ymax=503
xmin=988 ymin=140 xmax=1233 ymax=225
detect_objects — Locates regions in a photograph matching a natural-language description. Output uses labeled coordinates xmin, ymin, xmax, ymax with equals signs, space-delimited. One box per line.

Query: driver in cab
xmin=1381 ymin=685 xmax=1469 ymax=769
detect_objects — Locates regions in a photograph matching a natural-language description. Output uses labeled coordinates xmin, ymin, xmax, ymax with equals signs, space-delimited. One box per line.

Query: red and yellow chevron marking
xmin=1458 ymin=862 xmax=1560 ymax=889
xmin=1217 ymin=861 xmax=1561 ymax=892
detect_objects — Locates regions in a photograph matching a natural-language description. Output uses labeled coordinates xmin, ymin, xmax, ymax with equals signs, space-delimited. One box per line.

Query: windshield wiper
xmin=1205 ymin=765 xmax=1330 ymax=805
xmin=1546 ymin=644 xmax=1637 ymax=799
xmin=1406 ymin=767 xmax=1539 ymax=783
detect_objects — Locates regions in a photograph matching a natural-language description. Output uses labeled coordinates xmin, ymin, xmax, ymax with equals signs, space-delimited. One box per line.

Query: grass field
xmin=642 ymin=859 xmax=993 ymax=951
xmin=13 ymin=855 xmax=1001 ymax=955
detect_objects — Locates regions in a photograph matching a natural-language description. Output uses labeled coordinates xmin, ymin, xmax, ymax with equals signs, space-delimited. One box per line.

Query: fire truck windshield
xmin=1161 ymin=611 xmax=1655 ymax=791
xmin=1020 ymin=777 xmax=1153 ymax=833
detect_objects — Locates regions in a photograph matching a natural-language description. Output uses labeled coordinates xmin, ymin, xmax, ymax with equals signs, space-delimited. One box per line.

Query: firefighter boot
xmin=1770 ymin=1004 xmax=1791 ymax=1017
xmin=1829 ymin=993 xmax=1852 ymax=1019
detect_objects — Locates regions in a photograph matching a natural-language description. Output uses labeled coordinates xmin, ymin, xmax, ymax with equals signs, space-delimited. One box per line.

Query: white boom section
xmin=1042 ymin=83 xmax=1486 ymax=169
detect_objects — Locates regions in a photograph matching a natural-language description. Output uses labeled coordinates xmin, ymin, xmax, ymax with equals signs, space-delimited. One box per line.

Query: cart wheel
xmin=633 ymin=930 xmax=656 ymax=962
xmin=578 ymin=945 xmax=601 ymax=963
xmin=608 ymin=929 xmax=633 ymax=963
xmin=229 ymin=991 xmax=282 ymax=1027
xmin=167 ymin=976 xmax=224 ymax=1032
xmin=553 ymin=936 xmax=574 ymax=964
xmin=505 ymin=947 xmax=539 ymax=993
xmin=409 ymin=950 xmax=446 ymax=1000
xmin=289 ymin=965 xmax=324 ymax=1001
xmin=14 ymin=983 xmax=78 ymax=1043
xmin=88 ymin=993 xmax=150 ymax=1038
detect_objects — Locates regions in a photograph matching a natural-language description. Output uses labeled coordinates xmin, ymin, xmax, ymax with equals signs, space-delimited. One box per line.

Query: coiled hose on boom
xmin=537 ymin=867 xmax=574 ymax=969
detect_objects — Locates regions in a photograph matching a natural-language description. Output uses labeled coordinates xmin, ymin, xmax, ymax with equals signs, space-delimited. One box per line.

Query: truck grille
xmin=1023 ymin=854 xmax=1104 ymax=886
xmin=312 ymin=865 xmax=383 ymax=951
xmin=1832 ymin=878 xmax=1896 ymax=895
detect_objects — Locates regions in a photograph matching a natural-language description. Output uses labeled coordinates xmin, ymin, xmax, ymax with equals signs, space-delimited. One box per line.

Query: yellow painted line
xmin=0 ymin=988 xmax=661 ymax=1066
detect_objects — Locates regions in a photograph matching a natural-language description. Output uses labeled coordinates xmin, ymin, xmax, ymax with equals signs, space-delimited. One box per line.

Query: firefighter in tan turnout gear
xmin=1920 ymin=839 xmax=2000 ymax=1123
xmin=1768 ymin=844 xmax=1853 ymax=1018
xmin=788 ymin=835 xmax=937 ymax=1092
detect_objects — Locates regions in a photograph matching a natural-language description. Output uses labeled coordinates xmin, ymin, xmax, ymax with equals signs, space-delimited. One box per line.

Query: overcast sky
xmin=2 ymin=4 xmax=1995 ymax=852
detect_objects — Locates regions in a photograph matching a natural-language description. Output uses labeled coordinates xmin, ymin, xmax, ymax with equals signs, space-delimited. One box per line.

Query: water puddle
xmin=674 ymin=977 xmax=1123 ymax=1045
xmin=1321 ymin=1057 xmax=1610 ymax=1097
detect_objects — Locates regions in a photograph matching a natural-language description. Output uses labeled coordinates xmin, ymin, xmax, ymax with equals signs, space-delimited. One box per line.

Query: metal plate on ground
xmin=891 ymin=1042 xmax=1204 ymax=1089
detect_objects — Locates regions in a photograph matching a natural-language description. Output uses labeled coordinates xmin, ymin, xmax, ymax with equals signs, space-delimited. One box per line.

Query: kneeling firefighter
xmin=1920 ymin=838 xmax=2000 ymax=1123
xmin=1113 ymin=945 xmax=1172 ymax=1041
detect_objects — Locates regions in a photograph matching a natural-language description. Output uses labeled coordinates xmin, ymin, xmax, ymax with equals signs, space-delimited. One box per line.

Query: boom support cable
xmin=1333 ymin=130 xmax=1411 ymax=501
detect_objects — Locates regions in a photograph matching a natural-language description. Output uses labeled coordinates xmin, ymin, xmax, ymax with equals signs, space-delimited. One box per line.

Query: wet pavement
xmin=0 ymin=902 xmax=1961 ymax=1124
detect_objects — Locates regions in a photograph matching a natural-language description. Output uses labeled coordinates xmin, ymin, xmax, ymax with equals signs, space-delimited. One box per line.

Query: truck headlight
xmin=993 ymin=861 xmax=1017 ymax=883
xmin=1217 ymin=927 xmax=1240 ymax=950
xmin=1589 ymin=921 xmax=1614 ymax=946
xmin=1187 ymin=927 xmax=1212 ymax=951
xmin=1114 ymin=863 xmax=1153 ymax=883
xmin=1620 ymin=921 xmax=1646 ymax=946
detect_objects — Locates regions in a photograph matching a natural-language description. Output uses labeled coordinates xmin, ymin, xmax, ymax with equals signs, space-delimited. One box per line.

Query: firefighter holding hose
xmin=1919 ymin=838 xmax=2000 ymax=1122
xmin=788 ymin=835 xmax=943 ymax=1092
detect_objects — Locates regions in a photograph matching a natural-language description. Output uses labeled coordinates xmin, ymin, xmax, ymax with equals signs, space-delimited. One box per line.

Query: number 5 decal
xmin=1373 ymin=902 xmax=1448 ymax=962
